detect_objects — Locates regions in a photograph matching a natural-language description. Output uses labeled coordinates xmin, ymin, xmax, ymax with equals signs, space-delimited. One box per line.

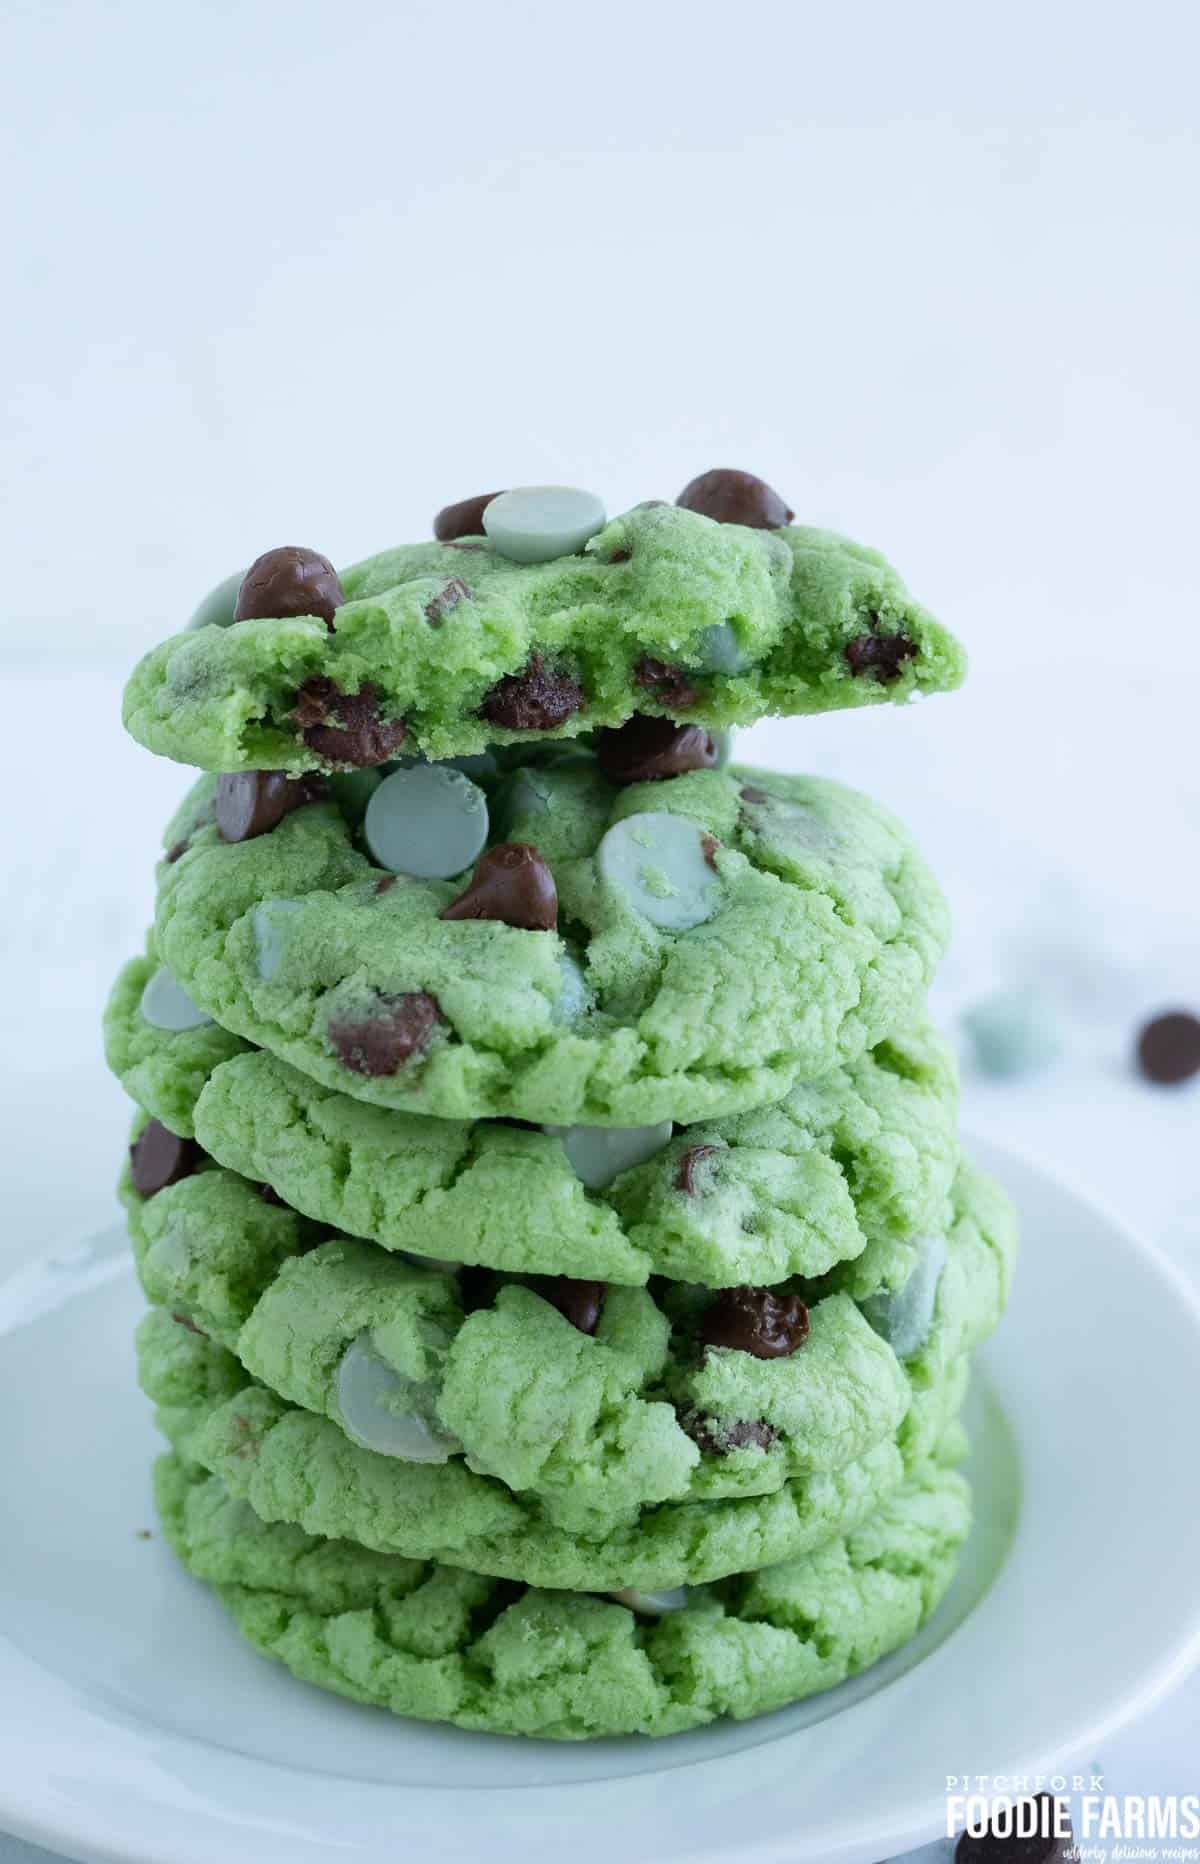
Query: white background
xmin=1 ymin=0 xmax=1197 ymax=1854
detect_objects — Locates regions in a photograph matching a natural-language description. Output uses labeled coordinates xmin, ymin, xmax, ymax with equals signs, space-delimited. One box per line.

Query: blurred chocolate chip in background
xmin=1136 ymin=1009 xmax=1200 ymax=1084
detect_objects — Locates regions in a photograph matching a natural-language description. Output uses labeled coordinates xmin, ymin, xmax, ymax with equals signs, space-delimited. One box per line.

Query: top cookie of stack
xmin=120 ymin=470 xmax=965 ymax=1129
xmin=124 ymin=472 xmax=964 ymax=771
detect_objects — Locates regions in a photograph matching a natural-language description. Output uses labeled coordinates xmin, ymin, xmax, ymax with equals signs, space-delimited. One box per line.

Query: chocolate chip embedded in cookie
xmin=479 ymin=654 xmax=584 ymax=732
xmin=290 ymin=677 xmax=407 ymax=767
xmin=130 ymin=1120 xmax=202 ymax=1198
xmin=537 ymin=1276 xmax=605 ymax=1336
xmin=676 ymin=468 xmax=794 ymax=530
xmin=699 ymin=1286 xmax=810 ymax=1359
xmin=423 ymin=577 xmax=472 ymax=624
xmin=433 ymin=491 xmax=505 ymax=543
xmin=634 ymin=656 xmax=699 ymax=711
xmin=674 ymin=1143 xmax=721 ymax=1195
xmin=441 ymin=843 xmax=558 ymax=931
xmin=1136 ymin=1009 xmax=1200 ymax=1085
xmin=678 ymin=1409 xmax=778 ymax=1455
xmin=215 ymin=771 xmax=328 ymax=844
xmin=597 ymin=716 xmax=717 ymax=786
xmin=327 ymin=991 xmax=441 ymax=1077
xmin=234 ymin=547 xmax=345 ymax=630
xmin=844 ymin=624 xmax=919 ymax=683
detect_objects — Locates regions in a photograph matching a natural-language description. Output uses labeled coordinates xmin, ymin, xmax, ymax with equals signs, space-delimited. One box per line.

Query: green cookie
xmin=123 ymin=506 xmax=966 ymax=773
xmin=126 ymin=1147 xmax=1006 ymax=1536
xmin=153 ymin=758 xmax=949 ymax=1126
xmin=142 ymin=1321 xmax=933 ymax=1590
xmin=134 ymin=1176 xmax=1000 ymax=1584
xmin=108 ymin=945 xmax=959 ymax=1282
xmin=104 ymin=945 xmax=247 ymax=1138
xmin=154 ymin=1448 xmax=970 ymax=1739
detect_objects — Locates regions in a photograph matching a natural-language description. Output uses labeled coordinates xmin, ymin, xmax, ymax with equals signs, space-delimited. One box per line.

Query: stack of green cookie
xmin=105 ymin=470 xmax=1015 ymax=1740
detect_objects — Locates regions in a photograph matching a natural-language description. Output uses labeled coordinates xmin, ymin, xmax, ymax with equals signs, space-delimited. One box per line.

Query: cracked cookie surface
xmin=131 ymin=1157 xmax=1010 ymax=1568
xmin=154 ymin=1448 xmax=969 ymax=1739
xmin=149 ymin=758 xmax=950 ymax=1126
xmin=107 ymin=958 xmax=960 ymax=1284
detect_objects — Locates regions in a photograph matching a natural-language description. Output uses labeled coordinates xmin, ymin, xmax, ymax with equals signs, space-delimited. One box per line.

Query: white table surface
xmin=1 ymin=653 xmax=1197 ymax=1861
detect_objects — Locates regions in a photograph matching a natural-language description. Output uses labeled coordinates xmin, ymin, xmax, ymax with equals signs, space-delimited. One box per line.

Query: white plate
xmin=2 ymin=1136 xmax=1199 ymax=1864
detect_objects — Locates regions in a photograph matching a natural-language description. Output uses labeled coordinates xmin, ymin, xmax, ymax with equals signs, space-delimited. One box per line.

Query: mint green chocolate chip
xmin=501 ymin=767 xmax=552 ymax=820
xmin=186 ymin=569 xmax=244 ymax=631
xmin=139 ymin=965 xmax=213 ymax=1031
xmin=611 ymin=1586 xmax=689 ymax=1615
xmin=711 ymin=728 xmax=736 ymax=769
xmin=862 ymin=1233 xmax=947 ymax=1358
xmin=696 ymin=622 xmax=752 ymax=676
xmin=483 ymin=486 xmax=606 ymax=565
xmin=544 ymin=1121 xmax=673 ymax=1190
xmin=551 ymin=953 xmax=590 ymax=1026
xmin=335 ymin=1333 xmax=460 ymax=1463
xmin=962 ymin=991 xmax=1061 ymax=1079
xmin=596 ymin=812 xmax=723 ymax=931
xmin=364 ymin=765 xmax=489 ymax=880
xmin=252 ymin=900 xmax=305 ymax=982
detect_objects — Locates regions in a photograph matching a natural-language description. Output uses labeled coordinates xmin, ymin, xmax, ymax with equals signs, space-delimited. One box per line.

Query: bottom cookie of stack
xmin=154 ymin=1446 xmax=970 ymax=1740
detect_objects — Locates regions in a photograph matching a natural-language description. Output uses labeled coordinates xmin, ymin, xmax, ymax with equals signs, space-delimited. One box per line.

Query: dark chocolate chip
xmin=739 ymin=785 xmax=770 ymax=804
xmin=327 ymin=991 xmax=441 ymax=1077
xmin=538 ymin=1276 xmax=606 ymax=1336
xmin=234 ymin=547 xmax=345 ymax=631
xmin=844 ymin=627 xmax=919 ymax=682
xmin=678 ymin=1409 xmax=777 ymax=1455
xmin=700 ymin=833 xmax=720 ymax=869
xmin=424 ymin=577 xmax=472 ymax=624
xmin=634 ymin=655 xmax=699 ymax=711
xmin=955 ymin=1795 xmax=1071 ymax=1863
xmin=675 ymin=1143 xmax=721 ymax=1195
xmin=479 ymin=654 xmax=584 ymax=732
xmin=374 ymin=874 xmax=398 ymax=895
xmin=440 ymin=842 xmax=558 ymax=931
xmin=129 ymin=1121 xmax=202 ymax=1198
xmin=458 ymin=1264 xmax=498 ymax=1314
xmin=699 ymin=1286 xmax=810 ymax=1359
xmin=676 ymin=468 xmax=794 ymax=530
xmin=257 ymin=1182 xmax=287 ymax=1206
xmin=607 ymin=547 xmax=632 ymax=564
xmin=291 ymin=677 xmax=407 ymax=767
xmin=596 ymin=716 xmax=717 ymax=786
xmin=1136 ymin=1010 xmax=1200 ymax=1085
xmin=215 ymin=770 xmax=328 ymax=843
xmin=165 ymin=839 xmax=190 ymax=863
xmin=171 ymin=1311 xmax=207 ymax=1336
xmin=433 ymin=491 xmax=505 ymax=543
